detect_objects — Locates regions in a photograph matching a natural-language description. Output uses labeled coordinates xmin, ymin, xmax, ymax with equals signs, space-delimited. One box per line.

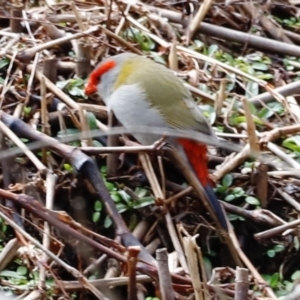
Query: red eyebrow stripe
xmin=89 ymin=60 xmax=116 ymax=85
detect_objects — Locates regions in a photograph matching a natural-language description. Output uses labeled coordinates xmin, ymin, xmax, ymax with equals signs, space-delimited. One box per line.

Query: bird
xmin=84 ymin=52 xmax=228 ymax=230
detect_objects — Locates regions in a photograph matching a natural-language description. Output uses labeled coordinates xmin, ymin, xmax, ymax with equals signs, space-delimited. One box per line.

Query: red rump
xmin=178 ymin=138 xmax=210 ymax=186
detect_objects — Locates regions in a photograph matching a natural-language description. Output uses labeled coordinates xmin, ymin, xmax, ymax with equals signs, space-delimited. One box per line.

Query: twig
xmin=0 ymin=238 xmax=20 ymax=272
xmin=187 ymin=0 xmax=214 ymax=41
xmin=212 ymin=144 xmax=250 ymax=182
xmin=127 ymin=247 xmax=140 ymax=300
xmin=0 ymin=121 xmax=46 ymax=172
xmin=138 ymin=153 xmax=189 ymax=272
xmin=229 ymin=223 xmax=277 ymax=299
xmin=242 ymin=98 xmax=259 ymax=154
xmin=234 ymin=267 xmax=249 ymax=300
xmin=0 ymin=210 xmax=108 ymax=300
xmin=17 ymin=25 xmax=101 ymax=62
xmin=156 ymin=248 xmax=175 ymax=300
xmin=255 ymin=219 xmax=300 ymax=240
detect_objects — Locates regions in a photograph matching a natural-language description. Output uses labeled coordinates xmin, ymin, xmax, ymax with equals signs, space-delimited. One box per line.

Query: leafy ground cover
xmin=0 ymin=0 xmax=300 ymax=299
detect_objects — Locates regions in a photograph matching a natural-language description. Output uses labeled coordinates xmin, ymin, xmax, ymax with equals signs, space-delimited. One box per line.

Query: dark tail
xmin=178 ymin=138 xmax=228 ymax=230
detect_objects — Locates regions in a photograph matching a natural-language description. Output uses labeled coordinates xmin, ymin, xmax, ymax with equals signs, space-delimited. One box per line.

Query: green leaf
xmin=105 ymin=181 xmax=115 ymax=191
xmin=252 ymin=62 xmax=269 ymax=71
xmin=110 ymin=193 xmax=122 ymax=202
xmin=0 ymin=270 xmax=27 ymax=279
xmin=291 ymin=270 xmax=300 ymax=281
xmin=92 ymin=140 xmax=104 ymax=147
xmin=257 ymin=73 xmax=273 ymax=80
xmin=246 ymin=81 xmax=259 ymax=98
xmin=228 ymin=214 xmax=240 ymax=221
xmin=132 ymin=197 xmax=155 ymax=209
xmin=92 ymin=212 xmax=101 ymax=223
xmin=245 ymin=196 xmax=260 ymax=206
xmin=86 ymin=112 xmax=97 ymax=130
xmin=94 ymin=200 xmax=102 ymax=212
xmin=0 ymin=58 xmax=9 ymax=69
xmin=267 ymin=249 xmax=276 ymax=258
xmin=116 ymin=203 xmax=128 ymax=213
xmin=57 ymin=128 xmax=80 ymax=139
xmin=222 ymin=174 xmax=233 ymax=188
xmin=23 ymin=106 xmax=32 ymax=116
xmin=225 ymin=194 xmax=235 ymax=202
xmin=258 ymin=107 xmax=275 ymax=119
xmin=150 ymin=52 xmax=166 ymax=65
xmin=135 ymin=187 xmax=148 ymax=198
xmin=283 ymin=136 xmax=300 ymax=153
xmin=269 ymin=273 xmax=280 ymax=288
xmin=63 ymin=164 xmax=73 ymax=172
xmin=274 ymin=244 xmax=285 ymax=253
xmin=233 ymin=187 xmax=245 ymax=197
xmin=118 ymin=190 xmax=131 ymax=203
xmin=17 ymin=266 xmax=28 ymax=276
xmin=104 ymin=216 xmax=112 ymax=228
xmin=100 ymin=165 xmax=107 ymax=175
xmin=208 ymin=44 xmax=218 ymax=56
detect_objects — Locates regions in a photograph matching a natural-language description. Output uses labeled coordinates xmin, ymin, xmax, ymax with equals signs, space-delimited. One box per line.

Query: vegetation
xmin=0 ymin=0 xmax=300 ymax=299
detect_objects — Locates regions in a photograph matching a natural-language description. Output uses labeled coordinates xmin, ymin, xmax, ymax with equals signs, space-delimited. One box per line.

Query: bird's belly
xmin=107 ymin=85 xmax=174 ymax=145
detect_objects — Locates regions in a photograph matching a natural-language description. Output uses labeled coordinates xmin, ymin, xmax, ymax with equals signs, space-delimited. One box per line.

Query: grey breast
xmin=106 ymin=83 xmax=176 ymax=145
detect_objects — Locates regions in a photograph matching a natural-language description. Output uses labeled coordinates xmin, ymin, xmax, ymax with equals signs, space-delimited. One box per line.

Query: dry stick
xmin=267 ymin=142 xmax=300 ymax=170
xmin=215 ymin=78 xmax=226 ymax=118
xmin=243 ymin=2 xmax=293 ymax=44
xmin=75 ymin=39 xmax=92 ymax=77
xmin=39 ymin=172 xmax=57 ymax=289
xmin=0 ymin=211 xmax=108 ymax=300
xmin=146 ymin=238 xmax=161 ymax=256
xmin=166 ymin=148 xmax=242 ymax=266
xmin=255 ymin=219 xmax=300 ymax=240
xmin=248 ymin=80 xmax=300 ymax=107
xmin=187 ymin=0 xmax=214 ymax=41
xmin=126 ymin=13 xmax=283 ymax=105
xmin=57 ymin=275 xmax=152 ymax=291
xmin=0 ymin=186 xmax=194 ymax=288
xmin=0 ymin=134 xmax=24 ymax=229
xmin=107 ymin=112 xmax=119 ymax=177
xmin=234 ymin=267 xmax=249 ymax=300
xmin=10 ymin=2 xmax=23 ymax=33
xmin=168 ymin=42 xmax=178 ymax=71
xmin=17 ymin=25 xmax=102 ymax=62
xmin=26 ymin=65 xmax=108 ymax=132
xmin=127 ymin=247 xmax=140 ymax=300
xmin=212 ymin=145 xmax=250 ymax=182
xmin=138 ymin=153 xmax=189 ymax=272
xmin=0 ymin=112 xmax=156 ymax=265
xmin=78 ymin=106 xmax=90 ymax=147
xmin=141 ymin=5 xmax=300 ymax=57
xmin=0 ymin=51 xmax=17 ymax=108
xmin=156 ymin=248 xmax=175 ymax=300
xmin=43 ymin=56 xmax=57 ymax=83
xmin=0 ymin=238 xmax=20 ymax=272
xmin=40 ymin=76 xmax=50 ymax=163
xmin=81 ymin=144 xmax=157 ymax=154
xmin=255 ymin=163 xmax=268 ymax=208
xmin=229 ymin=224 xmax=277 ymax=299
xmin=277 ymin=189 xmax=300 ymax=213
xmin=24 ymin=53 xmax=41 ymax=106
xmin=0 ymin=121 xmax=46 ymax=172
xmin=242 ymin=98 xmax=259 ymax=154
xmin=286 ymin=94 xmax=300 ymax=123
xmin=181 ymin=230 xmax=206 ymax=300
xmin=260 ymin=124 xmax=300 ymax=143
